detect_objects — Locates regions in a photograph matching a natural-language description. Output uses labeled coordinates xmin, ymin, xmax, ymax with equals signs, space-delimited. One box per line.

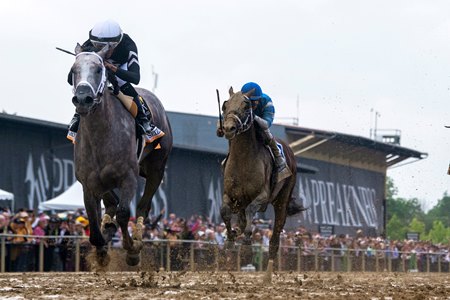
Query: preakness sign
xmin=289 ymin=157 xmax=385 ymax=236
xmin=2 ymin=112 xmax=409 ymax=237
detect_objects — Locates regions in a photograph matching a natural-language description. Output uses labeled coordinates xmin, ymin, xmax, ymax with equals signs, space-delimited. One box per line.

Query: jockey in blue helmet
xmin=66 ymin=19 xmax=164 ymax=144
xmin=218 ymin=82 xmax=291 ymax=181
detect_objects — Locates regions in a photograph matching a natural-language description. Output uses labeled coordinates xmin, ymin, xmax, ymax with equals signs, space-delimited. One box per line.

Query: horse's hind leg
xmin=269 ymin=193 xmax=289 ymax=262
xmin=136 ymin=160 xmax=165 ymax=221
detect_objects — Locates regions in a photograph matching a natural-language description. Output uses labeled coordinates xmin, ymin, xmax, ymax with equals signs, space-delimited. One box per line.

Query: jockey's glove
xmin=216 ymin=128 xmax=224 ymax=137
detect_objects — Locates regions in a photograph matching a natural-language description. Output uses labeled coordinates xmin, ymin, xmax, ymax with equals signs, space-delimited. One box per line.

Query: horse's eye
xmin=96 ymin=67 xmax=102 ymax=74
xmin=242 ymin=101 xmax=251 ymax=109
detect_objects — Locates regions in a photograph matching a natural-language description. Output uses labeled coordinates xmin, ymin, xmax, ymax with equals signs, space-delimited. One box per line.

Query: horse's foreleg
xmin=84 ymin=191 xmax=110 ymax=267
xmin=101 ymin=192 xmax=119 ymax=243
xmin=116 ymin=177 xmax=140 ymax=266
xmin=84 ymin=193 xmax=105 ymax=248
xmin=220 ymin=194 xmax=236 ymax=242
xmin=244 ymin=192 xmax=269 ymax=244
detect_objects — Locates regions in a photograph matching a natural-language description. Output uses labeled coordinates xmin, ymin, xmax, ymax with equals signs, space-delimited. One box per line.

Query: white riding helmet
xmin=89 ymin=19 xmax=123 ymax=50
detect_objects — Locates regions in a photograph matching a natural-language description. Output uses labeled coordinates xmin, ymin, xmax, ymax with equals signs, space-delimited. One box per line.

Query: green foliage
xmin=385 ymin=177 xmax=450 ymax=242
xmin=408 ymin=217 xmax=426 ymax=239
xmin=386 ymin=196 xmax=424 ymax=225
xmin=427 ymin=220 xmax=449 ymax=244
xmin=385 ymin=177 xmax=398 ymax=201
xmin=386 ymin=214 xmax=407 ymax=240
xmin=425 ymin=193 xmax=450 ymax=228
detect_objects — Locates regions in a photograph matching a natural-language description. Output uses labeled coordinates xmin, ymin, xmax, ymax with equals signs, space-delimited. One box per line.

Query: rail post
xmin=166 ymin=242 xmax=171 ymax=272
xmin=375 ymin=251 xmax=379 ymax=272
xmin=346 ymin=249 xmax=351 ymax=272
xmin=1 ymin=235 xmax=5 ymax=273
xmin=297 ymin=245 xmax=301 ymax=272
xmin=75 ymin=238 xmax=80 ymax=272
xmin=437 ymin=254 xmax=441 ymax=273
xmin=388 ymin=254 xmax=392 ymax=272
xmin=236 ymin=245 xmax=241 ymax=271
xmin=190 ymin=243 xmax=195 ymax=272
xmin=426 ymin=253 xmax=430 ymax=273
xmin=331 ymin=251 xmax=335 ymax=272
xmin=314 ymin=250 xmax=319 ymax=272
xmin=214 ymin=244 xmax=219 ymax=272
xmin=255 ymin=244 xmax=262 ymax=272
xmin=278 ymin=246 xmax=282 ymax=271
xmin=361 ymin=253 xmax=366 ymax=272
xmin=39 ymin=239 xmax=44 ymax=272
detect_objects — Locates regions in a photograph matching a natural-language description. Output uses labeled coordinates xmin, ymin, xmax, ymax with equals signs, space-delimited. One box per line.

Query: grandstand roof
xmin=1 ymin=111 xmax=427 ymax=172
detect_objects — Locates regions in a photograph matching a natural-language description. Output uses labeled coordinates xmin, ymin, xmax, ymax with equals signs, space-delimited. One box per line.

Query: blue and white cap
xmin=241 ymin=82 xmax=262 ymax=100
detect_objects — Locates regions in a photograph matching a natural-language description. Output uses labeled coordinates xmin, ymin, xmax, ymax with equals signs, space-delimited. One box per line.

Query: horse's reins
xmin=72 ymin=52 xmax=107 ymax=105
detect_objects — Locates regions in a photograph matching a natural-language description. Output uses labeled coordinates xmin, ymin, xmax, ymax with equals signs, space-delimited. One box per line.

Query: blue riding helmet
xmin=241 ymin=82 xmax=262 ymax=100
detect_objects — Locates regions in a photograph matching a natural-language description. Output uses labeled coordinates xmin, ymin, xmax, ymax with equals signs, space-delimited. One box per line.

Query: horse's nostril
xmin=229 ymin=126 xmax=236 ymax=132
xmin=85 ymin=96 xmax=94 ymax=104
xmin=72 ymin=96 xmax=79 ymax=104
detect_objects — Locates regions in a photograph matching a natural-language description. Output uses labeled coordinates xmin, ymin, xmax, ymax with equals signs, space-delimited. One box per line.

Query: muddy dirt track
xmin=0 ymin=271 xmax=448 ymax=299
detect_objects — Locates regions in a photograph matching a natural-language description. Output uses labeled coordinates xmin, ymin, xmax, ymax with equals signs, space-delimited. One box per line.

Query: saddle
xmin=112 ymin=89 xmax=161 ymax=159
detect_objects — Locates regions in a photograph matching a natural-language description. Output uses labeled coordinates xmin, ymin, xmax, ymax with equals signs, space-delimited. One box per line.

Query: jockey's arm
xmin=256 ymin=96 xmax=275 ymax=129
xmin=115 ymin=61 xmax=140 ymax=85
xmin=113 ymin=44 xmax=140 ymax=85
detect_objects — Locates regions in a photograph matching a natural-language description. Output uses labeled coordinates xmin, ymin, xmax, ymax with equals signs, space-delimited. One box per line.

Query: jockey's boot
xmin=133 ymin=96 xmax=165 ymax=144
xmin=268 ymin=137 xmax=292 ymax=182
xmin=66 ymin=113 xmax=80 ymax=144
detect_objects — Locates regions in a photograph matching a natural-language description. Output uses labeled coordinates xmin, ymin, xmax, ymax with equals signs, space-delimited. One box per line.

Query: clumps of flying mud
xmin=86 ymin=248 xmax=131 ymax=272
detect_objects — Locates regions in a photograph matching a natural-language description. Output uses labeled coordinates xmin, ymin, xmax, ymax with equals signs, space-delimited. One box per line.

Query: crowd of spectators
xmin=0 ymin=206 xmax=449 ymax=272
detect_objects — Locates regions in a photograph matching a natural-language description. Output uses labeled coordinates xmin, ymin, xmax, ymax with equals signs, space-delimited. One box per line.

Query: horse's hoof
xmin=126 ymin=253 xmax=140 ymax=266
xmin=96 ymin=251 xmax=111 ymax=267
xmin=132 ymin=240 xmax=143 ymax=252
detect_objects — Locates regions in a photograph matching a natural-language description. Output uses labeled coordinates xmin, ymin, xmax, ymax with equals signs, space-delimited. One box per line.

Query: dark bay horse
xmin=220 ymin=87 xmax=300 ymax=262
xmin=70 ymin=43 xmax=172 ymax=266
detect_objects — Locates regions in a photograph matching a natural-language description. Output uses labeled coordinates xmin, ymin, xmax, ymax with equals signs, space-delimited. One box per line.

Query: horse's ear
xmin=75 ymin=43 xmax=82 ymax=55
xmin=229 ymin=86 xmax=234 ymax=96
xmin=243 ymin=88 xmax=255 ymax=98
xmin=97 ymin=43 xmax=111 ymax=59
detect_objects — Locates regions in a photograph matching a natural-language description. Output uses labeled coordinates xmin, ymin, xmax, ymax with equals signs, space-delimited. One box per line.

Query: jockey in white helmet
xmin=67 ymin=19 xmax=164 ymax=144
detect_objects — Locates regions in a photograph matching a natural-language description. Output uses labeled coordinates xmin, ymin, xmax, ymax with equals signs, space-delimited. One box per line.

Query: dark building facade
xmin=0 ymin=112 xmax=426 ymax=236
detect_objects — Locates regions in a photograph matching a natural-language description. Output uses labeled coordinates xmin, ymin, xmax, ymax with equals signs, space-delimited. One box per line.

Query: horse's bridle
xmin=224 ymin=95 xmax=254 ymax=136
xmin=72 ymin=52 xmax=107 ymax=106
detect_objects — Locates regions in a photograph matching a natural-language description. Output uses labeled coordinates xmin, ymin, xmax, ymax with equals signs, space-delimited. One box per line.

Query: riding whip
xmin=216 ymin=89 xmax=223 ymax=130
xmin=55 ymin=47 xmax=76 ymax=56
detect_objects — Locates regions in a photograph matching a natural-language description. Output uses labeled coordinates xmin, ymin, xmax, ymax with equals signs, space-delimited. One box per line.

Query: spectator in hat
xmin=9 ymin=217 xmax=33 ymax=271
xmin=44 ymin=216 xmax=63 ymax=271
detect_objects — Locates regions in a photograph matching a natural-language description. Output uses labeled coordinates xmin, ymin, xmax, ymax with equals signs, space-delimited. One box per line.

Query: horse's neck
xmin=81 ymin=93 xmax=117 ymax=138
xmin=229 ymin=126 xmax=259 ymax=158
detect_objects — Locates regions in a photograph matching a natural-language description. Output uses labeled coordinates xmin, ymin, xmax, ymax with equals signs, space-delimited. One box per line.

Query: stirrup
xmin=67 ymin=131 xmax=77 ymax=144
xmin=276 ymin=165 xmax=292 ymax=182
xmin=144 ymin=127 xmax=165 ymax=144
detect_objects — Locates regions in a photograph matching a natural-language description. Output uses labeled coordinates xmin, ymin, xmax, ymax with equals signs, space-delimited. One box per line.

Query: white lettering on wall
xmin=299 ymin=177 xmax=379 ymax=228
xmin=25 ymin=153 xmax=75 ymax=209
xmin=207 ymin=177 xmax=222 ymax=224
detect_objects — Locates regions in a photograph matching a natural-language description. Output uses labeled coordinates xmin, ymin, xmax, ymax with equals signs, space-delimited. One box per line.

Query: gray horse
xmin=70 ymin=44 xmax=172 ymax=267
xmin=220 ymin=87 xmax=302 ymax=262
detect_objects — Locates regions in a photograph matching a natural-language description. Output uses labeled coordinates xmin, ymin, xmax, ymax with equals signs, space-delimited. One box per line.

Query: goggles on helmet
xmin=89 ymin=30 xmax=123 ymax=51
